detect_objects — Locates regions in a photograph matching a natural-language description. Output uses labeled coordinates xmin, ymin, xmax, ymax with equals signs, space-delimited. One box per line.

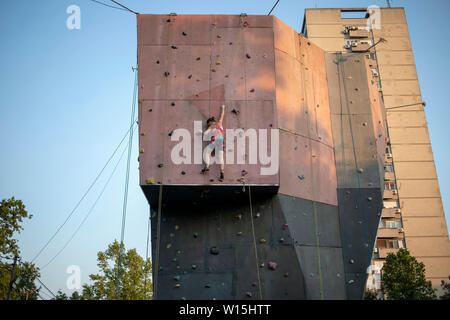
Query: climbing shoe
xmin=219 ymin=171 xmax=224 ymax=181
xmin=201 ymin=167 xmax=210 ymax=174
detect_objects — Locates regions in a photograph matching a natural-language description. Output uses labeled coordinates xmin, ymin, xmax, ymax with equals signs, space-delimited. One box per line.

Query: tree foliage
xmin=0 ymin=198 xmax=40 ymax=300
xmin=80 ymin=240 xmax=152 ymax=300
xmin=439 ymin=276 xmax=450 ymax=300
xmin=381 ymin=248 xmax=436 ymax=300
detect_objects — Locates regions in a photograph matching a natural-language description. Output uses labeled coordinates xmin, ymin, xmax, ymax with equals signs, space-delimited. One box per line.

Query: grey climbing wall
xmin=325 ymin=52 xmax=385 ymax=299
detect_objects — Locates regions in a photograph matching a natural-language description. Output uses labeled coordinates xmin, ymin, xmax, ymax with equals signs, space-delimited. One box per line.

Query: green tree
xmin=52 ymin=289 xmax=68 ymax=300
xmin=439 ymin=276 xmax=450 ymax=300
xmin=381 ymin=248 xmax=436 ymax=300
xmin=0 ymin=198 xmax=40 ymax=300
xmin=81 ymin=240 xmax=152 ymax=300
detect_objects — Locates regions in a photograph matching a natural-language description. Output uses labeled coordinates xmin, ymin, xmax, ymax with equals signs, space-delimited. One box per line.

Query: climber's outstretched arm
xmin=218 ymin=104 xmax=225 ymax=125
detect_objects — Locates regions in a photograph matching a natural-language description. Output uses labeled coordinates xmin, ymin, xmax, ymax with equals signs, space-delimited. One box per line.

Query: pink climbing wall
xmin=138 ymin=14 xmax=278 ymax=186
xmin=274 ymin=18 xmax=337 ymax=206
xmin=137 ymin=14 xmax=338 ymax=206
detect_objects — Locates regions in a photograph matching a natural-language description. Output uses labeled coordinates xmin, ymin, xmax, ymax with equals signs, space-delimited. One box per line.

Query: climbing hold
xmin=176 ymin=250 xmax=181 ymax=254
xmin=260 ymin=263 xmax=265 ymax=268
xmin=193 ymin=232 xmax=198 ymax=238
xmin=175 ymin=283 xmax=181 ymax=288
xmin=187 ymin=74 xmax=192 ymax=79
xmin=249 ymin=88 xmax=255 ymax=93
xmin=246 ymin=292 xmax=252 ymax=298
xmin=235 ymin=214 xmax=243 ymax=221
xmin=156 ymin=60 xmax=160 ymax=64
xmin=307 ymin=41 xmax=311 ymax=45
xmin=172 ymin=257 xmax=177 ymax=262
xmin=252 ymin=282 xmax=257 ymax=287
xmin=149 ymin=108 xmax=153 ymax=112
xmin=216 ymin=61 xmax=222 ymax=65
xmin=176 ymin=265 xmax=180 ymax=269
xmin=158 ymin=163 xmax=163 ymax=168
xmin=298 ymin=175 xmax=305 ymax=180
xmin=140 ymin=85 xmax=144 ymax=89
xmin=268 ymin=262 xmax=277 ymax=270
xmin=205 ymin=283 xmax=211 ymax=288
xmin=209 ymin=179 xmax=214 ymax=182
xmin=346 ymin=190 xmax=351 ymax=194
xmin=182 ymin=31 xmax=187 ymax=36
xmin=349 ymin=259 xmax=354 ymax=264
xmin=284 ymin=272 xmax=289 ymax=278
xmin=167 ymin=244 xmax=172 ymax=249
xmin=192 ymin=264 xmax=197 ymax=269
xmin=140 ymin=132 xmax=145 ymax=136
xmin=241 ymin=169 xmax=248 ymax=176
xmin=279 ymin=238 xmax=285 ymax=243
xmin=255 ymin=213 xmax=261 ymax=218
xmin=237 ymin=231 xmax=243 ymax=236
xmin=263 ymin=54 xmax=268 ymax=59
xmin=212 ymin=22 xmax=217 ymax=26
xmin=196 ymin=57 xmax=201 ymax=61
xmin=259 ymin=239 xmax=266 ymax=244
xmin=175 ymin=225 xmax=180 ymax=231
xmin=171 ymin=102 xmax=175 ymax=106
xmin=211 ymin=69 xmax=216 ymax=72
xmin=348 ymin=280 xmax=355 ymax=284
xmin=159 ymin=266 xmax=163 ymax=271
xmin=294 ymin=146 xmax=298 ymax=150
xmin=146 ymin=177 xmax=155 ymax=185
xmin=181 ymin=171 xmax=186 ymax=175
xmin=217 ymin=34 xmax=222 ymax=38
xmin=164 ymin=72 xmax=170 ymax=77
xmin=231 ymin=109 xmax=240 ymax=115
xmin=169 ymin=233 xmax=174 ymax=238
xmin=282 ymin=224 xmax=288 ymax=231
xmin=357 ymin=168 xmax=364 ymax=173
xmin=259 ymin=205 xmax=264 ymax=211
xmin=246 ymin=53 xmax=251 ymax=59
xmin=168 ymin=130 xmax=174 ymax=136
xmin=362 ymin=122 xmax=367 ymax=126
xmin=139 ymin=149 xmax=144 ymax=154
xmin=310 ymin=273 xmax=314 ymax=277
xmin=171 ymin=45 xmax=177 ymax=49
xmin=210 ymin=247 xmax=219 ymax=255
xmin=174 ymin=275 xmax=181 ymax=281
xmin=367 ymin=197 xmax=373 ymax=201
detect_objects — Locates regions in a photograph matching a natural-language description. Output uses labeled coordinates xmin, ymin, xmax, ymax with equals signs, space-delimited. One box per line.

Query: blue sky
xmin=0 ymin=0 xmax=449 ymax=298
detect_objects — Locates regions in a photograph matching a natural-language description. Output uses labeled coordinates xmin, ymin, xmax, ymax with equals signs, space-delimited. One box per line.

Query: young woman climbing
xmin=201 ymin=104 xmax=226 ymax=181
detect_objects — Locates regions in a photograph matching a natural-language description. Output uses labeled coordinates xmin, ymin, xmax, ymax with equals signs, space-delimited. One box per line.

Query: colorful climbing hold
xmin=259 ymin=239 xmax=266 ymax=244
xmin=181 ymin=171 xmax=186 ymax=175
xmin=196 ymin=57 xmax=201 ymax=61
xmin=268 ymin=262 xmax=277 ymax=270
xmin=237 ymin=231 xmax=243 ymax=236
xmin=210 ymin=247 xmax=219 ymax=255
xmin=168 ymin=130 xmax=174 ymax=136
xmin=260 ymin=263 xmax=265 ymax=268
xmin=174 ymin=275 xmax=181 ymax=281
xmin=149 ymin=108 xmax=153 ymax=112
xmin=246 ymin=292 xmax=252 ymax=298
xmin=175 ymin=283 xmax=181 ymax=288
xmin=167 ymin=244 xmax=172 ymax=249
xmin=171 ymin=45 xmax=177 ymax=49
xmin=282 ymin=224 xmax=288 ymax=231
xmin=236 ymin=214 xmax=243 ymax=221
xmin=193 ymin=232 xmax=198 ymax=238
xmin=246 ymin=53 xmax=251 ymax=59
xmin=284 ymin=272 xmax=289 ymax=278
xmin=175 ymin=225 xmax=180 ymax=231
xmin=182 ymin=32 xmax=187 ymax=36
xmin=164 ymin=72 xmax=170 ymax=77
xmin=298 ymin=175 xmax=305 ymax=180
xmin=146 ymin=177 xmax=155 ymax=185
xmin=191 ymin=264 xmax=197 ymax=269
xmin=249 ymin=88 xmax=255 ymax=92
xmin=158 ymin=163 xmax=163 ymax=168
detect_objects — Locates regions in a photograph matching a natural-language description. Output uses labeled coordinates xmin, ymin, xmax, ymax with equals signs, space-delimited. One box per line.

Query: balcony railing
xmin=377 ymin=228 xmax=402 ymax=238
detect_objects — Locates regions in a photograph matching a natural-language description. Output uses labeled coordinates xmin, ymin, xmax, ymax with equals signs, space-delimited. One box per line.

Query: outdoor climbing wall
xmin=137 ymin=14 xmax=279 ymax=191
xmin=325 ymin=52 xmax=386 ymax=299
xmin=137 ymin=13 xmax=384 ymax=300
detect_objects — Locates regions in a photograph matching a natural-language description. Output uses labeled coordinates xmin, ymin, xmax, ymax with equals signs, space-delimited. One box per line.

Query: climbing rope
xmin=247 ymin=186 xmax=263 ymax=299
xmin=299 ymin=45 xmax=324 ymax=300
xmin=152 ymin=15 xmax=175 ymax=299
xmin=116 ymin=68 xmax=138 ymax=299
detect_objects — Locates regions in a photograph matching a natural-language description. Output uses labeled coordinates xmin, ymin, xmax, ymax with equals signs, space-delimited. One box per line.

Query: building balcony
xmin=384 ymin=171 xmax=395 ymax=181
xmin=383 ymin=189 xmax=398 ymax=200
xmin=382 ymin=208 xmax=401 ymax=219
xmin=378 ymin=247 xmax=400 ymax=259
xmin=377 ymin=228 xmax=403 ymax=238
